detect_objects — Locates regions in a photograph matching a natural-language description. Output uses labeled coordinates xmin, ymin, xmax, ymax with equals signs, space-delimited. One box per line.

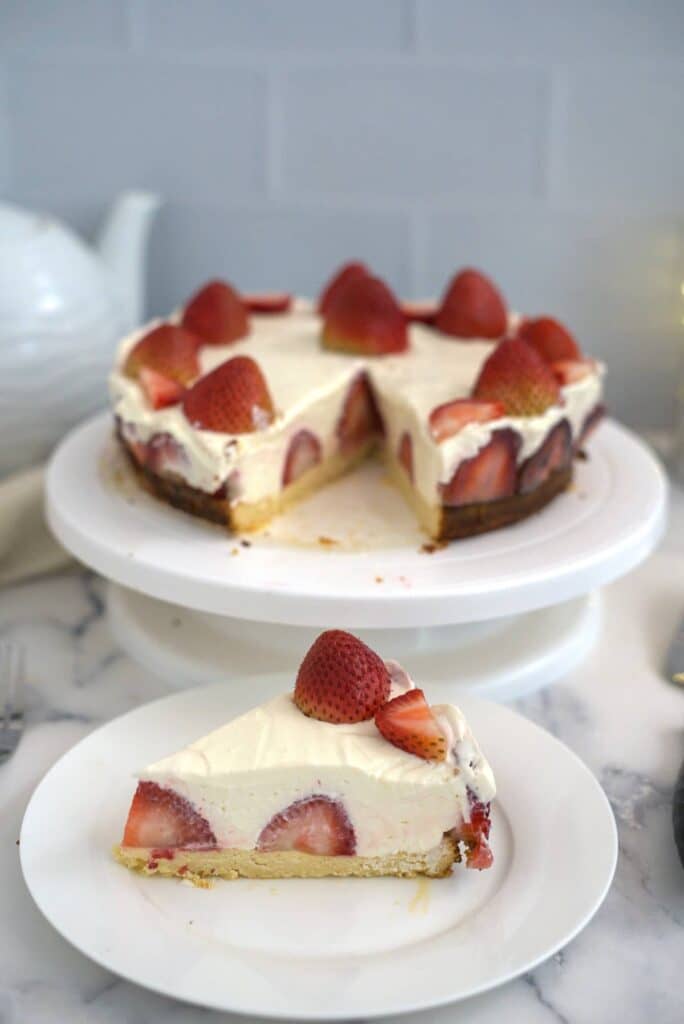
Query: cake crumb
xmin=240 ymin=539 xmax=252 ymax=548
xmin=375 ymin=576 xmax=384 ymax=583
xmin=318 ymin=535 xmax=338 ymax=547
xmin=576 ymin=449 xmax=589 ymax=461
xmin=421 ymin=540 xmax=447 ymax=554
xmin=230 ymin=547 xmax=239 ymax=556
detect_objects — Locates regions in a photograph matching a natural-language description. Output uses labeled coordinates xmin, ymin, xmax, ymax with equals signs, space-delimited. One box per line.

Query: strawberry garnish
xmin=400 ymin=300 xmax=438 ymax=325
xmin=122 ymin=781 xmax=216 ymax=849
xmin=435 ymin=268 xmax=507 ymax=340
xmin=375 ymin=689 xmax=447 ymax=761
xmin=322 ymin=274 xmax=408 ymax=356
xmin=123 ymin=323 xmax=200 ymax=387
xmin=552 ymin=359 xmax=593 ymax=386
xmin=336 ymin=372 xmax=383 ymax=453
xmin=428 ymin=399 xmax=505 ymax=443
xmin=518 ymin=420 xmax=571 ymax=495
xmin=244 ymin=292 xmax=292 ymax=314
xmin=318 ymin=261 xmax=369 ymax=316
xmin=518 ymin=316 xmax=581 ymax=362
xmin=182 ymin=355 xmax=274 ymax=433
xmin=139 ymin=367 xmax=184 ymax=409
xmin=181 ymin=279 xmax=249 ymax=345
xmin=441 ymin=429 xmax=520 ymax=506
xmin=473 ymin=337 xmax=561 ymax=416
xmin=257 ymin=796 xmax=356 ymax=856
xmin=294 ymin=629 xmax=391 ymax=724
xmin=398 ymin=431 xmax=413 ymax=481
xmin=282 ymin=429 xmax=321 ymax=486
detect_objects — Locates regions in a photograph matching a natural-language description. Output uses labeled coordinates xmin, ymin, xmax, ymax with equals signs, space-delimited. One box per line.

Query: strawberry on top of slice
xmin=181 ymin=279 xmax=250 ymax=345
xmin=435 ymin=268 xmax=507 ymax=340
xmin=294 ymin=629 xmax=391 ymax=724
xmin=518 ymin=316 xmax=581 ymax=363
xmin=182 ymin=354 xmax=275 ymax=434
xmin=318 ymin=261 xmax=369 ymax=317
xmin=428 ymin=399 xmax=506 ymax=443
xmin=321 ymin=274 xmax=408 ymax=356
xmin=473 ymin=337 xmax=561 ymax=417
xmin=375 ymin=689 xmax=448 ymax=762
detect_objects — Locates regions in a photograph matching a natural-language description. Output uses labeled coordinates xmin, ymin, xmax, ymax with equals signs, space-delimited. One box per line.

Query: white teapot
xmin=0 ymin=191 xmax=160 ymax=476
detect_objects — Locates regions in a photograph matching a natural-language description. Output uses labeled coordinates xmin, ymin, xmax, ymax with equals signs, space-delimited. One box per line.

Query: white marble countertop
xmin=2 ymin=491 xmax=684 ymax=1024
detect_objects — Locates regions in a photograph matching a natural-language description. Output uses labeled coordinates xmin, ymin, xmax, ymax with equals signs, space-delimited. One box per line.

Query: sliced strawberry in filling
xmin=336 ymin=372 xmax=383 ymax=454
xmin=282 ymin=429 xmax=322 ymax=486
xmin=122 ymin=781 xmax=217 ymax=849
xmin=440 ymin=429 xmax=520 ymax=507
xmin=577 ymin=403 xmax=606 ymax=451
xmin=518 ymin=419 xmax=571 ymax=495
xmin=257 ymin=796 xmax=356 ymax=856
xmin=398 ymin=431 xmax=414 ymax=482
xmin=453 ymin=792 xmax=493 ymax=870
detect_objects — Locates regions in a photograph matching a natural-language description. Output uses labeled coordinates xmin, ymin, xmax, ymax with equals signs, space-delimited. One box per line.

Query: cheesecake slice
xmin=114 ymin=630 xmax=496 ymax=882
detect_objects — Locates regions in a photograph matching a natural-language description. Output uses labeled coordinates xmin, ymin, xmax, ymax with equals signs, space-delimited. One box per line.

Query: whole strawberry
xmin=518 ymin=316 xmax=581 ymax=363
xmin=322 ymin=275 xmax=408 ymax=356
xmin=182 ymin=355 xmax=274 ymax=433
xmin=318 ymin=261 xmax=369 ymax=317
xmin=182 ymin=279 xmax=250 ymax=345
xmin=294 ymin=629 xmax=391 ymax=724
xmin=435 ymin=268 xmax=507 ymax=340
xmin=473 ymin=337 xmax=561 ymax=416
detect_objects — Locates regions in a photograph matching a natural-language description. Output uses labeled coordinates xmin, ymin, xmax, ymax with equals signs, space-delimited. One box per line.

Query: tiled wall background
xmin=2 ymin=0 xmax=684 ymax=427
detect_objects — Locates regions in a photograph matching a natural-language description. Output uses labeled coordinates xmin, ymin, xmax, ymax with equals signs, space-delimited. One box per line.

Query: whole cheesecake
xmin=110 ymin=265 xmax=604 ymax=541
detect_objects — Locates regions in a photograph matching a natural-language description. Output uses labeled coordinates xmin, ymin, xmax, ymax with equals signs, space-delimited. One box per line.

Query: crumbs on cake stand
xmin=420 ymin=540 xmax=448 ymax=554
xmin=318 ymin=535 xmax=338 ymax=547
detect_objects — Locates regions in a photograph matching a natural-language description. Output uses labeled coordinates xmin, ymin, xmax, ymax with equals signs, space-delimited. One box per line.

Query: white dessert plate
xmin=46 ymin=413 xmax=666 ymax=627
xmin=21 ymin=674 xmax=617 ymax=1020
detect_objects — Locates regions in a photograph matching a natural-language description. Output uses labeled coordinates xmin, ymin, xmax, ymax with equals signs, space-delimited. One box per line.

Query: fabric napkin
xmin=0 ymin=466 xmax=72 ymax=586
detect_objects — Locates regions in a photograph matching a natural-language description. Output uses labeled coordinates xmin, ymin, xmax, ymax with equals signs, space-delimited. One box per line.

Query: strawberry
xmin=441 ymin=429 xmax=520 ymax=506
xmin=318 ymin=261 xmax=369 ymax=316
xmin=400 ymin=300 xmax=438 ymax=325
xmin=123 ymin=323 xmax=200 ymax=386
xmin=181 ymin=279 xmax=250 ymax=345
xmin=518 ymin=316 xmax=581 ymax=363
xmin=122 ymin=781 xmax=216 ymax=849
xmin=552 ymin=359 xmax=594 ymax=386
xmin=455 ymin=794 xmax=493 ymax=870
xmin=294 ymin=629 xmax=391 ymax=724
xmin=257 ymin=796 xmax=356 ymax=856
xmin=244 ymin=292 xmax=292 ymax=314
xmin=375 ymin=689 xmax=447 ymax=761
xmin=518 ymin=420 xmax=571 ymax=495
xmin=435 ymin=268 xmax=507 ymax=340
xmin=429 ymin=398 xmax=506 ymax=443
xmin=577 ymin=403 xmax=606 ymax=450
xmin=473 ymin=337 xmax=561 ymax=416
xmin=139 ymin=367 xmax=184 ymax=409
xmin=398 ymin=431 xmax=413 ymax=481
xmin=336 ymin=372 xmax=383 ymax=453
xmin=465 ymin=839 xmax=493 ymax=870
xmin=182 ymin=355 xmax=275 ymax=433
xmin=322 ymin=274 xmax=408 ymax=356
xmin=282 ymin=429 xmax=322 ymax=486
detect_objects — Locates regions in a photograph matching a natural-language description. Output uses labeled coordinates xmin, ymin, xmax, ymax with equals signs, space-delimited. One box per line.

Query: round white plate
xmin=107 ymin=581 xmax=601 ymax=701
xmin=21 ymin=674 xmax=617 ymax=1020
xmin=46 ymin=412 xmax=666 ymax=627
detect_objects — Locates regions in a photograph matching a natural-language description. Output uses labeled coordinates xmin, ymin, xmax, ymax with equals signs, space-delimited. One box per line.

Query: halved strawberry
xmin=282 ymin=429 xmax=322 ymax=486
xmin=552 ymin=359 xmax=594 ymax=386
xmin=181 ymin=279 xmax=250 ymax=345
xmin=577 ymin=403 xmax=606 ymax=450
xmin=455 ymin=794 xmax=493 ymax=870
xmin=294 ymin=629 xmax=391 ymax=724
xmin=257 ymin=796 xmax=356 ymax=856
xmin=473 ymin=337 xmax=561 ymax=416
xmin=428 ymin=399 xmax=506 ymax=443
xmin=398 ymin=431 xmax=413 ymax=481
xmin=400 ymin=300 xmax=438 ymax=325
xmin=375 ymin=689 xmax=447 ymax=761
xmin=518 ymin=316 xmax=581 ymax=362
xmin=322 ymin=274 xmax=408 ymax=356
xmin=435 ymin=268 xmax=507 ymax=340
xmin=244 ymin=292 xmax=292 ymax=314
xmin=122 ymin=781 xmax=216 ymax=849
xmin=123 ymin=323 xmax=200 ymax=386
xmin=441 ymin=429 xmax=520 ymax=506
xmin=182 ymin=355 xmax=274 ymax=433
xmin=139 ymin=367 xmax=184 ymax=409
xmin=318 ymin=261 xmax=369 ymax=316
xmin=518 ymin=420 xmax=571 ymax=495
xmin=336 ymin=372 xmax=383 ymax=453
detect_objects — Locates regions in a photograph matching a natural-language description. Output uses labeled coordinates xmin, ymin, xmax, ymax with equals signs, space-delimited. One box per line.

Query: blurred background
xmin=2 ymin=0 xmax=683 ymax=429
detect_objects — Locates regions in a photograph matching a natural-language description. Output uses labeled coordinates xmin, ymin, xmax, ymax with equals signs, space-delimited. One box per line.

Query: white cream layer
xmin=110 ymin=305 xmax=603 ymax=508
xmin=140 ymin=671 xmax=496 ymax=858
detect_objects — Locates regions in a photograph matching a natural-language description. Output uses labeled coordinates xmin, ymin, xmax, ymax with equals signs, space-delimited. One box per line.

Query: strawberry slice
xmin=375 ymin=689 xmax=448 ymax=761
xmin=294 ymin=629 xmax=391 ymax=724
xmin=429 ymin=399 xmax=505 ymax=443
xmin=318 ymin=261 xmax=369 ymax=316
xmin=398 ymin=431 xmax=413 ymax=481
xmin=322 ymin=274 xmax=408 ymax=356
xmin=122 ymin=781 xmax=216 ymax=849
xmin=435 ymin=268 xmax=507 ymax=340
xmin=123 ymin=323 xmax=200 ymax=386
xmin=473 ymin=337 xmax=561 ymax=416
xmin=400 ymin=300 xmax=438 ymax=325
xmin=455 ymin=794 xmax=493 ymax=869
xmin=552 ymin=359 xmax=594 ymax=386
xmin=282 ymin=429 xmax=322 ymax=486
xmin=577 ymin=403 xmax=606 ymax=450
xmin=244 ymin=292 xmax=292 ymax=314
xmin=518 ymin=316 xmax=581 ymax=362
xmin=336 ymin=372 xmax=383 ymax=454
xmin=181 ymin=279 xmax=250 ymax=345
xmin=182 ymin=355 xmax=274 ymax=434
xmin=441 ymin=429 xmax=520 ymax=507
xmin=257 ymin=796 xmax=356 ymax=856
xmin=139 ymin=367 xmax=184 ymax=409
xmin=518 ymin=420 xmax=571 ymax=495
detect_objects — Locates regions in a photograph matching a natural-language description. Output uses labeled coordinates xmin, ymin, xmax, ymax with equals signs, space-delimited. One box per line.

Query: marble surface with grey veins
xmin=2 ymin=492 xmax=684 ymax=1024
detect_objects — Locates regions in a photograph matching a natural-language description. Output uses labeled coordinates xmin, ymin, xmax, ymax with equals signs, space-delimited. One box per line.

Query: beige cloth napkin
xmin=0 ymin=466 xmax=72 ymax=586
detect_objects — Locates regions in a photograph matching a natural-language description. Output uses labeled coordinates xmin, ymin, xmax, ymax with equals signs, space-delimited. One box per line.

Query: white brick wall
xmin=1 ymin=0 xmax=683 ymax=428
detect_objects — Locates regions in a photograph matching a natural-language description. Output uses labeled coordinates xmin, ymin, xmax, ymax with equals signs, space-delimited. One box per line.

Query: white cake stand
xmin=46 ymin=412 xmax=666 ymax=699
